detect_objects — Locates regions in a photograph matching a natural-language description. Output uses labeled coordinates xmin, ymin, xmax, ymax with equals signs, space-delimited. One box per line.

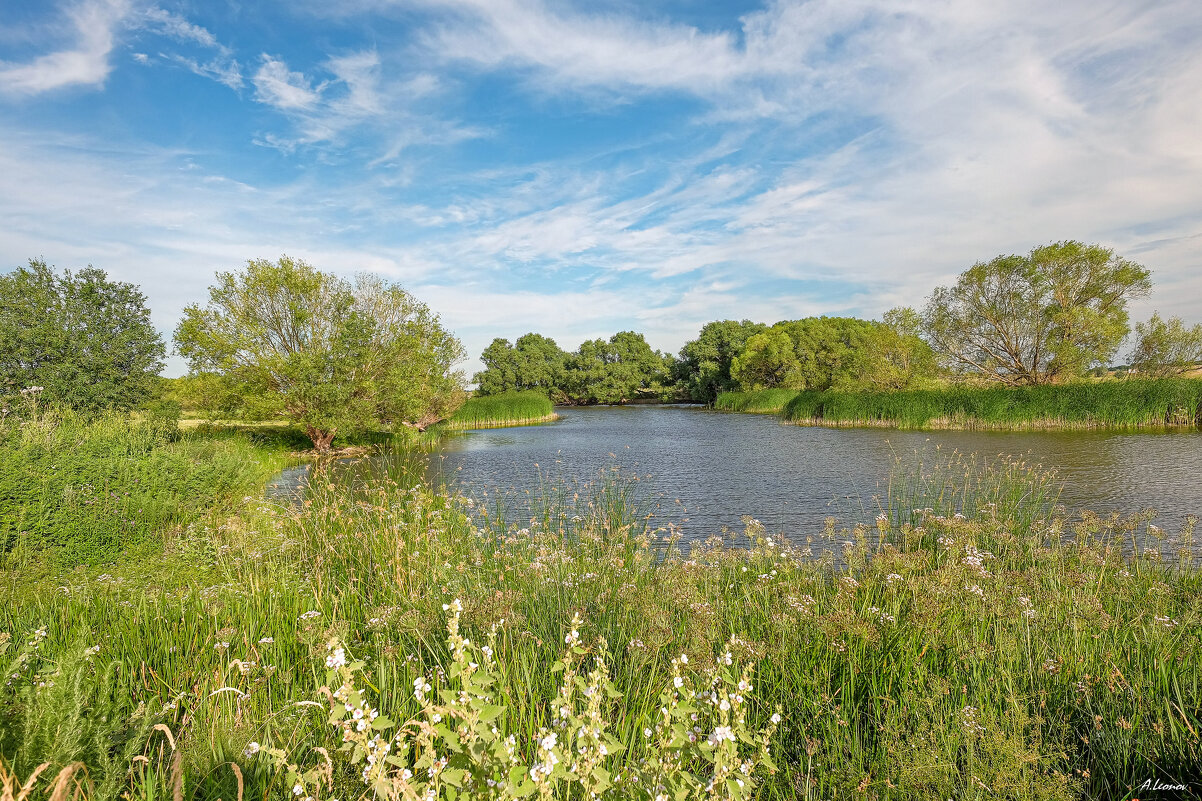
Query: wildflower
xmin=885 ymin=573 xmax=903 ymax=584
xmin=771 ymin=713 xmax=782 ymax=724
xmin=673 ymin=676 xmax=683 ymax=689
xmin=679 ymin=654 xmax=688 ymax=665
xmin=565 ymin=629 xmax=580 ymax=646
xmin=292 ymin=783 xmax=304 ymax=796
xmin=964 ymin=583 xmax=984 ymax=599
xmin=299 ymin=610 xmax=321 ymax=621
xmin=258 ymin=636 xmax=274 ymax=644
xmin=414 ymin=676 xmax=432 ymax=701
xmin=244 ymin=742 xmax=261 ymax=757
xmin=708 ymin=726 xmax=735 ymax=746
xmin=442 ymin=599 xmax=464 ymax=613
xmin=325 ymin=647 xmax=346 ymax=669
xmin=215 ymin=642 xmax=230 ymax=651
xmin=539 ymin=732 xmax=558 ymax=751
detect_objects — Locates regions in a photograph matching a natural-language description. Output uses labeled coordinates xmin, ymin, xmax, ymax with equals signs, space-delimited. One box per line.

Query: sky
xmin=2 ymin=0 xmax=1201 ymax=378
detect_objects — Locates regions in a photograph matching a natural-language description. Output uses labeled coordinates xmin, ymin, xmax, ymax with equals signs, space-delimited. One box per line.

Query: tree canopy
xmin=0 ymin=259 xmax=164 ymax=413
xmin=674 ymin=320 xmax=766 ymax=402
xmin=473 ymin=334 xmax=568 ymax=398
xmin=922 ymin=241 xmax=1151 ymax=385
xmin=174 ymin=256 xmax=465 ymax=451
xmin=1128 ymin=313 xmax=1202 ymax=378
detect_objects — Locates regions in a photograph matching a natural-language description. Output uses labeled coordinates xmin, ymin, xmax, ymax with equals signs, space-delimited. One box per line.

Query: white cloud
xmin=253 ymin=55 xmax=322 ymax=110
xmin=0 ymin=0 xmax=132 ymax=95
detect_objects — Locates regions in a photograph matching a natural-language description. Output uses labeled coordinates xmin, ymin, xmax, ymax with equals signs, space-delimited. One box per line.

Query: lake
xmin=274 ymin=405 xmax=1202 ymax=550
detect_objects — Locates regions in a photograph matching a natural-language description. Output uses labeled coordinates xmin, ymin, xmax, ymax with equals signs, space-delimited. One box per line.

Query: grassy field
xmin=717 ymin=378 xmax=1202 ymax=430
xmin=1 ymin=410 xmax=1199 ymax=799
xmin=446 ymin=390 xmax=557 ymax=429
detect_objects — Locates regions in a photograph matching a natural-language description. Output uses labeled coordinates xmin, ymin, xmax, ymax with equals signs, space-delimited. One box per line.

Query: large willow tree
xmin=922 ymin=241 xmax=1152 ymax=385
xmin=174 ymin=256 xmax=465 ymax=451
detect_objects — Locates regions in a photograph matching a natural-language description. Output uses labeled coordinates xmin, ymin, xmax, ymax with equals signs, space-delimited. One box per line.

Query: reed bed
xmin=719 ymin=378 xmax=1202 ymax=430
xmin=713 ymin=389 xmax=801 ymax=415
xmin=446 ymin=390 xmax=557 ymax=429
xmin=1 ymin=442 xmax=1199 ymax=799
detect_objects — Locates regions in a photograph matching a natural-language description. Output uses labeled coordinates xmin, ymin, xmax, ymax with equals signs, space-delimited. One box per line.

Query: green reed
xmin=779 ymin=378 xmax=1202 ymax=429
xmin=713 ymin=389 xmax=801 ymax=414
xmin=1 ymin=432 xmax=1200 ymax=799
xmin=446 ymin=390 xmax=557 ymax=429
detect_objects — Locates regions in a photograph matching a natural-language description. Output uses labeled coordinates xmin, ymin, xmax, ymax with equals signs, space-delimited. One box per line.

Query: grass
xmin=1 ymin=419 xmax=1200 ymax=799
xmin=718 ymin=378 xmax=1202 ymax=430
xmin=446 ymin=390 xmax=557 ymax=429
xmin=0 ymin=409 xmax=296 ymax=565
xmin=713 ymin=389 xmax=801 ymax=415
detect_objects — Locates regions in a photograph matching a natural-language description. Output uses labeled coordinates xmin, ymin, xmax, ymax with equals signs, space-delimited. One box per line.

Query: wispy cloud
xmin=253 ymin=55 xmax=323 ymax=110
xmin=0 ymin=0 xmax=132 ymax=95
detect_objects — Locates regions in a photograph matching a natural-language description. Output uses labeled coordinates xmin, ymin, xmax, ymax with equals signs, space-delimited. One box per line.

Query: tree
xmin=922 ymin=241 xmax=1152 ymax=385
xmin=730 ymin=330 xmax=803 ymax=390
xmin=564 ymin=332 xmax=671 ymax=404
xmin=675 ymin=320 xmax=766 ymax=402
xmin=473 ymin=333 xmax=568 ymax=398
xmin=853 ymin=308 xmax=938 ymax=391
xmin=0 ymin=259 xmax=164 ymax=412
xmin=174 ymin=256 xmax=465 ymax=451
xmin=1128 ymin=312 xmax=1202 ymax=378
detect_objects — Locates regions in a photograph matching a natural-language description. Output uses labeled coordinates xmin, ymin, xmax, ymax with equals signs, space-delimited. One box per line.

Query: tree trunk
xmin=305 ymin=427 xmax=337 ymax=453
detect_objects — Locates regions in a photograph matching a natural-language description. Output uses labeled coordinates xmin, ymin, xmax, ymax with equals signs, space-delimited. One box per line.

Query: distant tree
xmin=855 ymin=308 xmax=939 ymax=391
xmin=174 ymin=256 xmax=465 ymax=451
xmin=730 ymin=330 xmax=804 ymax=391
xmin=473 ymin=333 xmax=568 ymax=398
xmin=772 ymin=317 xmax=879 ymax=391
xmin=565 ymin=331 xmax=671 ymax=404
xmin=675 ymin=320 xmax=766 ymax=402
xmin=474 ymin=338 xmax=520 ymax=395
xmin=0 ymin=259 xmax=164 ymax=413
xmin=922 ymin=241 xmax=1152 ymax=385
xmin=1128 ymin=312 xmax=1202 ymax=378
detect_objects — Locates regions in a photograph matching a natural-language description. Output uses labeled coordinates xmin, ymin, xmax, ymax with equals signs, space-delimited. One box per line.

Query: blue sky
xmin=2 ymin=0 xmax=1201 ymax=377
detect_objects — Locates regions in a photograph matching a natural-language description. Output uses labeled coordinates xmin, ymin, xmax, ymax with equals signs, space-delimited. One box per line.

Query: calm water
xmin=274 ymin=405 xmax=1202 ymax=546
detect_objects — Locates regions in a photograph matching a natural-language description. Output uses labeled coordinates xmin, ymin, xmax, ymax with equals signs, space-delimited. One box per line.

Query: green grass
xmin=720 ymin=378 xmax=1202 ymax=430
xmin=713 ymin=388 xmax=801 ymax=414
xmin=0 ymin=409 xmax=296 ymax=564
xmin=1 ymin=438 xmax=1199 ymax=799
xmin=447 ymin=390 xmax=557 ymax=429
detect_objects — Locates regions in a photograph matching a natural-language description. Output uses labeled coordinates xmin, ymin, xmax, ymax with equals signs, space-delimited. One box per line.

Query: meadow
xmin=446 ymin=390 xmax=558 ymax=430
xmin=1 ymin=410 xmax=1200 ymax=800
xmin=715 ymin=378 xmax=1202 ymax=430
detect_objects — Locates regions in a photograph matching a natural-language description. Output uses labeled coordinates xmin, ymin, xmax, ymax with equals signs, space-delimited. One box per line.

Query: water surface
xmin=273 ymin=405 xmax=1202 ymax=547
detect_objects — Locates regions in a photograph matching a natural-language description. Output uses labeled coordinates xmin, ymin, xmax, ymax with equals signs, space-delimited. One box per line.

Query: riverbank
xmin=716 ymin=377 xmax=1202 ymax=430
xmin=445 ymin=389 xmax=558 ymax=429
xmin=2 ymin=416 xmax=1199 ymax=799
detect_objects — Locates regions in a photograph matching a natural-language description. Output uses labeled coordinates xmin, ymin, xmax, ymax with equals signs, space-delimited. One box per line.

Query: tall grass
xmin=2 ymin=441 xmax=1199 ymax=799
xmin=446 ymin=390 xmax=557 ymax=429
xmin=713 ymin=389 xmax=801 ymax=414
xmin=719 ymin=378 xmax=1202 ymax=430
xmin=0 ymin=409 xmax=293 ymax=564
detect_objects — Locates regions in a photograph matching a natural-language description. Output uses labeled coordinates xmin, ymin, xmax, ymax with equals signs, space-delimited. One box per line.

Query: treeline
xmin=474 ymin=313 xmax=936 ymax=404
xmin=474 ymin=240 xmax=1202 ymax=405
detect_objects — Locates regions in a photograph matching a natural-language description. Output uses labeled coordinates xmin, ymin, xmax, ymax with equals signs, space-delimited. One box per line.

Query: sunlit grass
xmin=446 ymin=390 xmax=557 ymax=429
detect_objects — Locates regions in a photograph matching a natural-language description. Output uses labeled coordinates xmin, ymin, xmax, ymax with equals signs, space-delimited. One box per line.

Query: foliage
xmin=774 ymin=377 xmax=1202 ymax=429
xmin=922 ymin=241 xmax=1152 ymax=385
xmin=256 ymin=605 xmax=779 ymax=800
xmin=448 ymin=391 xmax=556 ymax=429
xmin=174 ymin=256 xmax=466 ymax=451
xmin=730 ymin=330 xmax=803 ymax=391
xmin=473 ymin=334 xmax=569 ymax=399
xmin=563 ymin=332 xmax=674 ymax=404
xmin=0 ymin=408 xmax=290 ymax=563
xmin=0 ymin=259 xmax=164 ymax=414
xmin=2 ymin=452 xmax=1199 ymax=800
xmin=1128 ymin=312 xmax=1202 ymax=378
xmin=674 ymin=321 xmax=767 ymax=403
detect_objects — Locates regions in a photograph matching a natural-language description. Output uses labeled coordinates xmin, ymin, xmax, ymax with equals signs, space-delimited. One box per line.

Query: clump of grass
xmin=446 ymin=390 xmax=556 ymax=429
xmin=779 ymin=377 xmax=1202 ymax=430
xmin=714 ymin=389 xmax=801 ymax=414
